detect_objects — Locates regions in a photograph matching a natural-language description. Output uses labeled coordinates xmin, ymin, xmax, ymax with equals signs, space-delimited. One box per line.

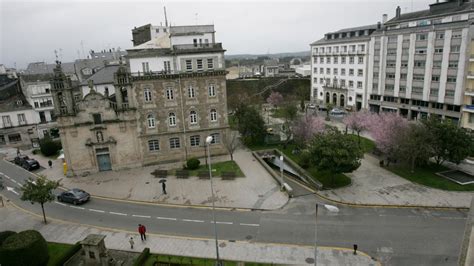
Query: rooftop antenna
xmin=164 ymin=6 xmax=168 ymax=27
xmin=54 ymin=49 xmax=59 ymax=63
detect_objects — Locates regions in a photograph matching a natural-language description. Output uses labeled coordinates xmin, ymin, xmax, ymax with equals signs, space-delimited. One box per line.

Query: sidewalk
xmin=0 ymin=203 xmax=378 ymax=266
xmin=6 ymin=148 xmax=288 ymax=210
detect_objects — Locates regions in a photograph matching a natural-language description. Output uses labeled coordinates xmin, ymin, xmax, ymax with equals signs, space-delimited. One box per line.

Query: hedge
xmin=133 ymin=247 xmax=150 ymax=266
xmin=0 ymin=231 xmax=16 ymax=246
xmin=0 ymin=230 xmax=49 ymax=266
xmin=49 ymin=242 xmax=81 ymax=266
xmin=39 ymin=138 xmax=62 ymax=157
xmin=186 ymin=158 xmax=200 ymax=170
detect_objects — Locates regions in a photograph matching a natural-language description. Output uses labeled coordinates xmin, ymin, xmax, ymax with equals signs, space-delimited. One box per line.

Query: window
xmin=186 ymin=60 xmax=192 ymax=71
xmin=313 ymin=68 xmax=317 ymax=74
xmin=319 ymin=57 xmax=324 ymax=64
xmin=208 ymin=84 xmax=216 ymax=97
xmin=436 ymin=32 xmax=444 ymax=39
xmin=144 ymin=88 xmax=152 ymax=102
xmin=34 ymin=102 xmax=39 ymax=108
xmin=388 ymin=36 xmax=398 ymax=42
xmin=164 ymin=61 xmax=171 ymax=73
xmin=373 ymin=72 xmax=379 ymax=78
xmin=358 ymin=44 xmax=365 ymax=52
xmin=348 ymin=80 xmax=354 ymax=88
xmin=434 ymin=47 xmax=443 ymax=53
xmin=0 ymin=135 xmax=4 ymax=144
xmin=319 ymin=78 xmax=324 ymax=84
xmin=188 ymin=86 xmax=195 ymax=98
xmin=413 ymin=75 xmax=424 ymax=81
xmin=190 ymin=135 xmax=200 ymax=147
xmin=341 ymin=69 xmax=346 ymax=76
xmin=400 ymin=73 xmax=407 ymax=80
xmin=169 ymin=113 xmax=176 ymax=126
xmin=8 ymin=134 xmax=21 ymax=142
xmin=142 ymin=62 xmax=150 ymax=73
xmin=448 ymin=61 xmax=458 ymax=68
xmin=210 ymin=109 xmax=217 ymax=121
xmin=334 ymin=57 xmax=338 ymax=64
xmin=148 ymin=140 xmax=160 ymax=151
xmin=147 ymin=114 xmax=155 ymax=128
xmin=399 ymin=86 xmax=406 ymax=92
xmin=387 ymin=49 xmax=397 ymax=55
xmin=349 ymin=69 xmax=354 ymax=76
xmin=210 ymin=133 xmax=220 ymax=144
xmin=342 ymin=46 xmax=347 ymax=52
xmin=341 ymin=79 xmax=346 ymax=87
xmin=414 ymin=61 xmax=425 ymax=67
xmin=190 ymin=111 xmax=197 ymax=124
xmin=17 ymin=114 xmax=26 ymax=125
xmin=319 ymin=67 xmax=324 ymax=73
xmin=197 ymin=59 xmax=203 ymax=70
xmin=333 ymin=68 xmax=338 ymax=75
xmin=416 ymin=34 xmax=427 ymax=41
xmin=358 ymin=57 xmax=363 ymax=64
xmin=431 ymin=75 xmax=440 ymax=82
xmin=385 ymin=85 xmax=394 ymax=91
xmin=446 ymin=90 xmax=455 ymax=97
xmin=341 ymin=57 xmax=346 ymax=64
xmin=2 ymin=115 xmax=12 ymax=127
xmin=357 ymin=69 xmax=363 ymax=76
xmin=357 ymin=81 xmax=362 ymax=88
xmin=412 ymin=87 xmax=423 ymax=94
xmin=386 ymin=73 xmax=395 ymax=79
xmin=452 ymin=32 xmax=462 ymax=38
xmin=326 ymin=68 xmax=331 ymax=74
xmin=415 ymin=48 xmax=427 ymax=54
xmin=451 ymin=45 xmax=461 ymax=53
xmin=92 ymin=113 xmax=102 ymax=124
xmin=432 ymin=103 xmax=443 ymax=109
xmin=169 ymin=137 xmax=180 ymax=149
xmin=166 ymin=87 xmax=174 ymax=100
xmin=447 ymin=76 xmax=456 ymax=83
xmin=349 ymin=56 xmax=354 ymax=64
xmin=433 ymin=61 xmax=442 ymax=68
xmin=430 ymin=89 xmax=439 ymax=96
xmin=207 ymin=58 xmax=214 ymax=69
xmin=401 ymin=61 xmax=408 ymax=67
xmin=313 ymin=48 xmax=318 ymax=54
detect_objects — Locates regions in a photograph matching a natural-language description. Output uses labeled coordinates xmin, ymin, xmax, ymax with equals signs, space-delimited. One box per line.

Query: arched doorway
xmin=332 ymin=93 xmax=337 ymax=105
xmin=340 ymin=94 xmax=345 ymax=107
xmin=326 ymin=92 xmax=330 ymax=104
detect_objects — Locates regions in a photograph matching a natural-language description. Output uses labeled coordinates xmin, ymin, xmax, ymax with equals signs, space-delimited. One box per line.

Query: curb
xmin=1 ymin=197 xmax=380 ymax=266
xmin=1 ymin=158 xmax=288 ymax=212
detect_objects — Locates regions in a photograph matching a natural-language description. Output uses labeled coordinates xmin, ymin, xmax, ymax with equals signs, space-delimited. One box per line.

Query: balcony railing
xmin=465 ymin=105 xmax=474 ymax=110
xmin=172 ymin=43 xmax=223 ymax=52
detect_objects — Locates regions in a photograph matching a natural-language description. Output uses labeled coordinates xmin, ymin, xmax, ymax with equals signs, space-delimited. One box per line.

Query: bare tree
xmin=224 ymin=131 xmax=240 ymax=161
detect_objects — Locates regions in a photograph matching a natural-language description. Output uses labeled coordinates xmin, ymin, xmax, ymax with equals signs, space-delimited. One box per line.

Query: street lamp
xmin=206 ymin=135 xmax=221 ymax=265
xmin=279 ymin=155 xmax=284 ymax=189
xmin=314 ymin=203 xmax=318 ymax=266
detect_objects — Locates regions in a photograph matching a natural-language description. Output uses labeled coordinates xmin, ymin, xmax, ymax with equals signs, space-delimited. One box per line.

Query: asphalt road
xmin=0 ymin=159 xmax=468 ymax=266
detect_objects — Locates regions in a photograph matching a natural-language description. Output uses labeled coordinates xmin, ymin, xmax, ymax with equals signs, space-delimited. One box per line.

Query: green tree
xmin=20 ymin=176 xmax=60 ymax=224
xmin=234 ymin=103 xmax=266 ymax=146
xmin=397 ymin=123 xmax=434 ymax=172
xmin=422 ymin=117 xmax=473 ymax=165
xmin=280 ymin=103 xmax=298 ymax=145
xmin=308 ymin=128 xmax=363 ymax=184
xmin=39 ymin=136 xmax=62 ymax=156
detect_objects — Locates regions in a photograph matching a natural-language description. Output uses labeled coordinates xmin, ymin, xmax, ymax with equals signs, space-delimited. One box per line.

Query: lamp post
xmin=206 ymin=135 xmax=221 ymax=266
xmin=314 ymin=203 xmax=318 ymax=266
xmin=279 ymin=155 xmax=284 ymax=189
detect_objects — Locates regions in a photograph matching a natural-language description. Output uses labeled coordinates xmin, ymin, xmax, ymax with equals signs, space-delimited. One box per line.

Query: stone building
xmin=52 ymin=24 xmax=229 ymax=176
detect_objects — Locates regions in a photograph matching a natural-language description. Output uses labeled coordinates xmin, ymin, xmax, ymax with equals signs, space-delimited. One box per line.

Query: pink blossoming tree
xmin=342 ymin=111 xmax=372 ymax=144
xmin=266 ymin=91 xmax=284 ymax=109
xmin=293 ymin=114 xmax=326 ymax=146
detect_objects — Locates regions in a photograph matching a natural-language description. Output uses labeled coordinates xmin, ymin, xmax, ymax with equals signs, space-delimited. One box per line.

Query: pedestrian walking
xmin=48 ymin=160 xmax=53 ymax=168
xmin=353 ymin=244 xmax=358 ymax=255
xmin=162 ymin=182 xmax=167 ymax=195
xmin=129 ymin=237 xmax=134 ymax=249
xmin=138 ymin=224 xmax=147 ymax=241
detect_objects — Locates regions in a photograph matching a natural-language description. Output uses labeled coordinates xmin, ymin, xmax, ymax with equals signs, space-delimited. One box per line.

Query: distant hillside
xmin=226 ymin=51 xmax=310 ymax=60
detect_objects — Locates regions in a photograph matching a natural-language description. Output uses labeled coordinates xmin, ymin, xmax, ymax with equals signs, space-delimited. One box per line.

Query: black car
xmin=57 ymin=189 xmax=90 ymax=205
xmin=14 ymin=155 xmax=40 ymax=171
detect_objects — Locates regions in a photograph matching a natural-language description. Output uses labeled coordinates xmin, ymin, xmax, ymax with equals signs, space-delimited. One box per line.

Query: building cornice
xmin=131 ymin=70 xmax=228 ymax=81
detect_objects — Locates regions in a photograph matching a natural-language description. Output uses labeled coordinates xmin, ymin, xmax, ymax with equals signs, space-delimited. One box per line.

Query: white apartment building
xmin=310 ymin=25 xmax=378 ymax=110
xmin=367 ymin=0 xmax=473 ymax=122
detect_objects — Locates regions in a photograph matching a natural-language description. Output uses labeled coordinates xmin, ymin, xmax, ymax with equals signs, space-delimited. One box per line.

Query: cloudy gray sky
xmin=1 ymin=0 xmax=433 ymax=69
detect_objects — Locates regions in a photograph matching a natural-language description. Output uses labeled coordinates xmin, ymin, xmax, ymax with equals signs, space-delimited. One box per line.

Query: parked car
xmin=14 ymin=155 xmax=40 ymax=171
xmin=307 ymin=103 xmax=317 ymax=109
xmin=57 ymin=188 xmax=90 ymax=205
xmin=330 ymin=108 xmax=346 ymax=116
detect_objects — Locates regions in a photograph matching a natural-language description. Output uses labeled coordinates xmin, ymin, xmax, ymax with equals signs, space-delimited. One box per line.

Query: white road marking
xmin=211 ymin=221 xmax=233 ymax=225
xmin=182 ymin=219 xmax=205 ymax=223
xmin=110 ymin=212 xmax=127 ymax=216
xmin=6 ymin=186 xmax=19 ymax=195
xmin=89 ymin=208 xmax=105 ymax=213
xmin=157 ymin=216 xmax=177 ymax=221
xmin=132 ymin=214 xmax=151 ymax=218
xmin=240 ymin=223 xmax=259 ymax=227
xmin=54 ymin=201 xmax=67 ymax=206
xmin=69 ymin=206 xmax=85 ymax=210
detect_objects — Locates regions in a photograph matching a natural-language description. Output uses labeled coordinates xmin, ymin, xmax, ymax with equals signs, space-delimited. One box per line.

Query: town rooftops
xmin=311 ymin=24 xmax=378 ymax=45
xmin=25 ymin=61 xmax=76 ymax=75
xmin=80 ymin=65 xmax=121 ymax=86
xmin=170 ymin=25 xmax=214 ymax=36
xmin=385 ymin=0 xmax=474 ymax=25
xmin=20 ymin=73 xmax=54 ymax=83
xmin=0 ymin=79 xmax=32 ymax=112
xmin=128 ymin=33 xmax=171 ymax=50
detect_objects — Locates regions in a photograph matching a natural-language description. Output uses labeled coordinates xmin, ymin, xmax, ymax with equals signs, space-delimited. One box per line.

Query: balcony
xmin=172 ymin=43 xmax=223 ymax=53
xmin=463 ymin=105 xmax=474 ymax=113
xmin=465 ymin=88 xmax=474 ymax=96
xmin=468 ymin=72 xmax=474 ymax=79
xmin=470 ymin=55 xmax=474 ymax=62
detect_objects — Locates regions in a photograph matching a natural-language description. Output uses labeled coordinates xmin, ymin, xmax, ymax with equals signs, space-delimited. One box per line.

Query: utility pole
xmin=164 ymin=6 xmax=168 ymax=27
xmin=314 ymin=203 xmax=318 ymax=266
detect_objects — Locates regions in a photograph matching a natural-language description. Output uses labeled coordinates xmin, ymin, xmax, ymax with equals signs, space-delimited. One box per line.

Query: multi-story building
xmin=52 ymin=24 xmax=229 ymax=176
xmin=310 ymin=24 xmax=378 ymax=111
xmin=367 ymin=0 xmax=473 ymax=122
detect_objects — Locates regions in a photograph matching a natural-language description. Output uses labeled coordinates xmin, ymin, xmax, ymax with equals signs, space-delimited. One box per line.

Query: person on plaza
xmin=138 ymin=224 xmax=146 ymax=241
xmin=129 ymin=237 xmax=134 ymax=249
xmin=162 ymin=182 xmax=167 ymax=195
xmin=48 ymin=160 xmax=52 ymax=168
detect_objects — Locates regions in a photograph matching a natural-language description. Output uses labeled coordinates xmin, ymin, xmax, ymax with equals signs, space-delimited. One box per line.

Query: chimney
xmin=382 ymin=14 xmax=388 ymax=24
xmin=377 ymin=22 xmax=381 ymax=29
xmin=396 ymin=6 xmax=401 ymax=18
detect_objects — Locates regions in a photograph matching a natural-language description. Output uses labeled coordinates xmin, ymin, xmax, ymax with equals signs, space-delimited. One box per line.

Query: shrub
xmin=0 ymin=231 xmax=16 ymax=246
xmin=133 ymin=247 xmax=150 ymax=266
xmin=298 ymin=152 xmax=311 ymax=169
xmin=0 ymin=230 xmax=49 ymax=266
xmin=50 ymin=242 xmax=81 ymax=266
xmin=32 ymin=149 xmax=40 ymax=155
xmin=186 ymin=158 xmax=200 ymax=170
xmin=39 ymin=137 xmax=62 ymax=157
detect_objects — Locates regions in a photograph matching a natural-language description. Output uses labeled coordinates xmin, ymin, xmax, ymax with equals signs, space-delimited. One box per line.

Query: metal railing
xmin=172 ymin=43 xmax=223 ymax=51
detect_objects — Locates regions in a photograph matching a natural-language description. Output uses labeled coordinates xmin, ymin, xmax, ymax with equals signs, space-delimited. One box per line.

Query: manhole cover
xmin=305 ymin=258 xmax=315 ymax=263
xmin=219 ymin=242 xmax=226 ymax=248
xmin=245 ymin=235 xmax=253 ymax=240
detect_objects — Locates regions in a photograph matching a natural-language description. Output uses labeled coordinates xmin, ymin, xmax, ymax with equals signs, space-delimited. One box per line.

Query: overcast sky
xmin=1 ymin=0 xmax=434 ymax=69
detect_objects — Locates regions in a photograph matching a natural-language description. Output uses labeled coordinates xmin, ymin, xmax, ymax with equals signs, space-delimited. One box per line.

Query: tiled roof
xmin=80 ymin=65 xmax=121 ymax=86
xmin=0 ymin=80 xmax=32 ymax=112
xmin=25 ymin=62 xmax=75 ymax=75
xmin=386 ymin=1 xmax=474 ymax=24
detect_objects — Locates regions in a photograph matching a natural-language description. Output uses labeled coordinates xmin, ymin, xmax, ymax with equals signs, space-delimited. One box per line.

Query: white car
xmin=330 ymin=108 xmax=346 ymax=116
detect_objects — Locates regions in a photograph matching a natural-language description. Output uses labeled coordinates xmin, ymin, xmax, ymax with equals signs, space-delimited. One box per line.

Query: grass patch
xmin=387 ymin=163 xmax=474 ymax=191
xmin=47 ymin=242 xmax=73 ymax=266
xmin=173 ymin=160 xmax=245 ymax=177
xmin=144 ymin=254 xmax=272 ymax=266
